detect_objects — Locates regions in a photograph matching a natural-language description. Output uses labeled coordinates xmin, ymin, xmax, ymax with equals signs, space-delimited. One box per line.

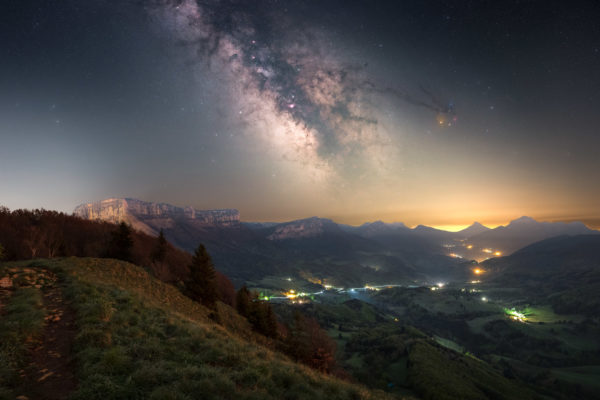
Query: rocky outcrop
xmin=73 ymin=198 xmax=240 ymax=235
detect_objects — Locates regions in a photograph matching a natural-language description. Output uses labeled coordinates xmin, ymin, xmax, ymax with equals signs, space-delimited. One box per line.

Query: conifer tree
xmin=107 ymin=222 xmax=133 ymax=262
xmin=286 ymin=311 xmax=310 ymax=361
xmin=187 ymin=244 xmax=218 ymax=308
xmin=236 ymin=288 xmax=277 ymax=337
xmin=151 ymin=229 xmax=168 ymax=263
xmin=264 ymin=303 xmax=279 ymax=338
xmin=235 ymin=285 xmax=251 ymax=318
xmin=247 ymin=291 xmax=263 ymax=330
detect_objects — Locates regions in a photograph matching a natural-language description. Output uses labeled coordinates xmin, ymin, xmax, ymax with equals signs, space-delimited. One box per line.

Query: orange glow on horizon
xmin=429 ymin=224 xmax=471 ymax=232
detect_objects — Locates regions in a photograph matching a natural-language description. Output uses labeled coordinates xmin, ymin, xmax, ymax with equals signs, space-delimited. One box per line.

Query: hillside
xmin=483 ymin=235 xmax=600 ymax=315
xmin=1 ymin=257 xmax=550 ymax=400
xmin=0 ymin=258 xmax=394 ymax=400
xmin=484 ymin=234 xmax=600 ymax=277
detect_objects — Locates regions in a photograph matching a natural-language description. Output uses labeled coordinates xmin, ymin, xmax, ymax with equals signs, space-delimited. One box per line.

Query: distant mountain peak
xmin=509 ymin=216 xmax=537 ymax=224
xmin=352 ymin=220 xmax=409 ymax=237
xmin=360 ymin=220 xmax=407 ymax=229
xmin=266 ymin=216 xmax=339 ymax=240
xmin=364 ymin=220 xmax=386 ymax=227
xmin=457 ymin=221 xmax=491 ymax=238
xmin=413 ymin=224 xmax=443 ymax=232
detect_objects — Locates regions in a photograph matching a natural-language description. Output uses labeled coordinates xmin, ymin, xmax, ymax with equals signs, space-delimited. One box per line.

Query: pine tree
xmin=107 ymin=222 xmax=133 ymax=262
xmin=286 ymin=311 xmax=310 ymax=361
xmin=247 ymin=291 xmax=264 ymax=330
xmin=264 ymin=303 xmax=279 ymax=338
xmin=235 ymin=285 xmax=251 ymax=318
xmin=151 ymin=229 xmax=168 ymax=263
xmin=187 ymin=244 xmax=218 ymax=308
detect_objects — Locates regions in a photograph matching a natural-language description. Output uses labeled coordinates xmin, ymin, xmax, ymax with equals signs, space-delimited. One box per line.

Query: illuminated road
xmin=264 ymin=283 xmax=418 ymax=302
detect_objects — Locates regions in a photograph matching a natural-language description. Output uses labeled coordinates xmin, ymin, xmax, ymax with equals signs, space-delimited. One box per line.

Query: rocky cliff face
xmin=73 ymin=198 xmax=240 ymax=235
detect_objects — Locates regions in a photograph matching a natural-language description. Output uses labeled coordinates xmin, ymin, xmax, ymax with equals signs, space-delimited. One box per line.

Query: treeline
xmin=236 ymin=286 xmax=279 ymax=337
xmin=0 ymin=207 xmax=235 ymax=306
xmin=235 ymin=285 xmax=338 ymax=374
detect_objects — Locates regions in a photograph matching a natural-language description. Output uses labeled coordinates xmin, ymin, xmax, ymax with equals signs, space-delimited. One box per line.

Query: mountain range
xmin=74 ymin=198 xmax=598 ymax=286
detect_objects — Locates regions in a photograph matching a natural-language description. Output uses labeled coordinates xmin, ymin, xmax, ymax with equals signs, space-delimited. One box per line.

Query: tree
xmin=107 ymin=222 xmax=133 ymax=262
xmin=285 ymin=311 xmax=310 ymax=361
xmin=0 ymin=243 xmax=5 ymax=261
xmin=263 ymin=303 xmax=279 ymax=338
xmin=43 ymin=217 xmax=65 ymax=258
xmin=236 ymin=285 xmax=251 ymax=318
xmin=151 ymin=229 xmax=168 ymax=264
xmin=284 ymin=312 xmax=336 ymax=373
xmin=187 ymin=244 xmax=218 ymax=308
xmin=24 ymin=225 xmax=45 ymax=258
xmin=235 ymin=287 xmax=277 ymax=337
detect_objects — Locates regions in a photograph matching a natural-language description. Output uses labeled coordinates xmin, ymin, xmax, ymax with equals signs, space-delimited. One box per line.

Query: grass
xmin=0 ymin=286 xmax=45 ymax=399
xmin=433 ymin=336 xmax=464 ymax=353
xmin=29 ymin=257 xmax=393 ymax=400
xmin=408 ymin=341 xmax=538 ymax=400
xmin=551 ymin=365 xmax=600 ymax=389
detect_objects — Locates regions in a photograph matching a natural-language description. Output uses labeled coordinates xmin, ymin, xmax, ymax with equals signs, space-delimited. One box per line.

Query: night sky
xmin=1 ymin=0 xmax=599 ymax=229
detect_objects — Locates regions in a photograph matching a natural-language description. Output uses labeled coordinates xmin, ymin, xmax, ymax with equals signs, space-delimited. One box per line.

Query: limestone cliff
xmin=73 ymin=198 xmax=240 ymax=236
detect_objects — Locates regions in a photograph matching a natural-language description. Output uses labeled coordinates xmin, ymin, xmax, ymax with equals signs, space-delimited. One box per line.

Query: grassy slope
xmin=408 ymin=341 xmax=539 ymax=400
xmin=0 ymin=287 xmax=45 ymax=399
xmin=340 ymin=322 xmax=540 ymax=400
xmin=29 ymin=257 xmax=394 ymax=400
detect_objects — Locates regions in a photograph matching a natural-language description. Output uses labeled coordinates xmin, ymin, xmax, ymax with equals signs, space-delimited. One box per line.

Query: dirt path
xmin=0 ymin=288 xmax=12 ymax=315
xmin=17 ymin=283 xmax=78 ymax=400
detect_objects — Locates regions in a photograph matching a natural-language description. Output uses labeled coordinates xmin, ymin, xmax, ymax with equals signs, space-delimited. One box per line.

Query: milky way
xmin=148 ymin=0 xmax=454 ymax=182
